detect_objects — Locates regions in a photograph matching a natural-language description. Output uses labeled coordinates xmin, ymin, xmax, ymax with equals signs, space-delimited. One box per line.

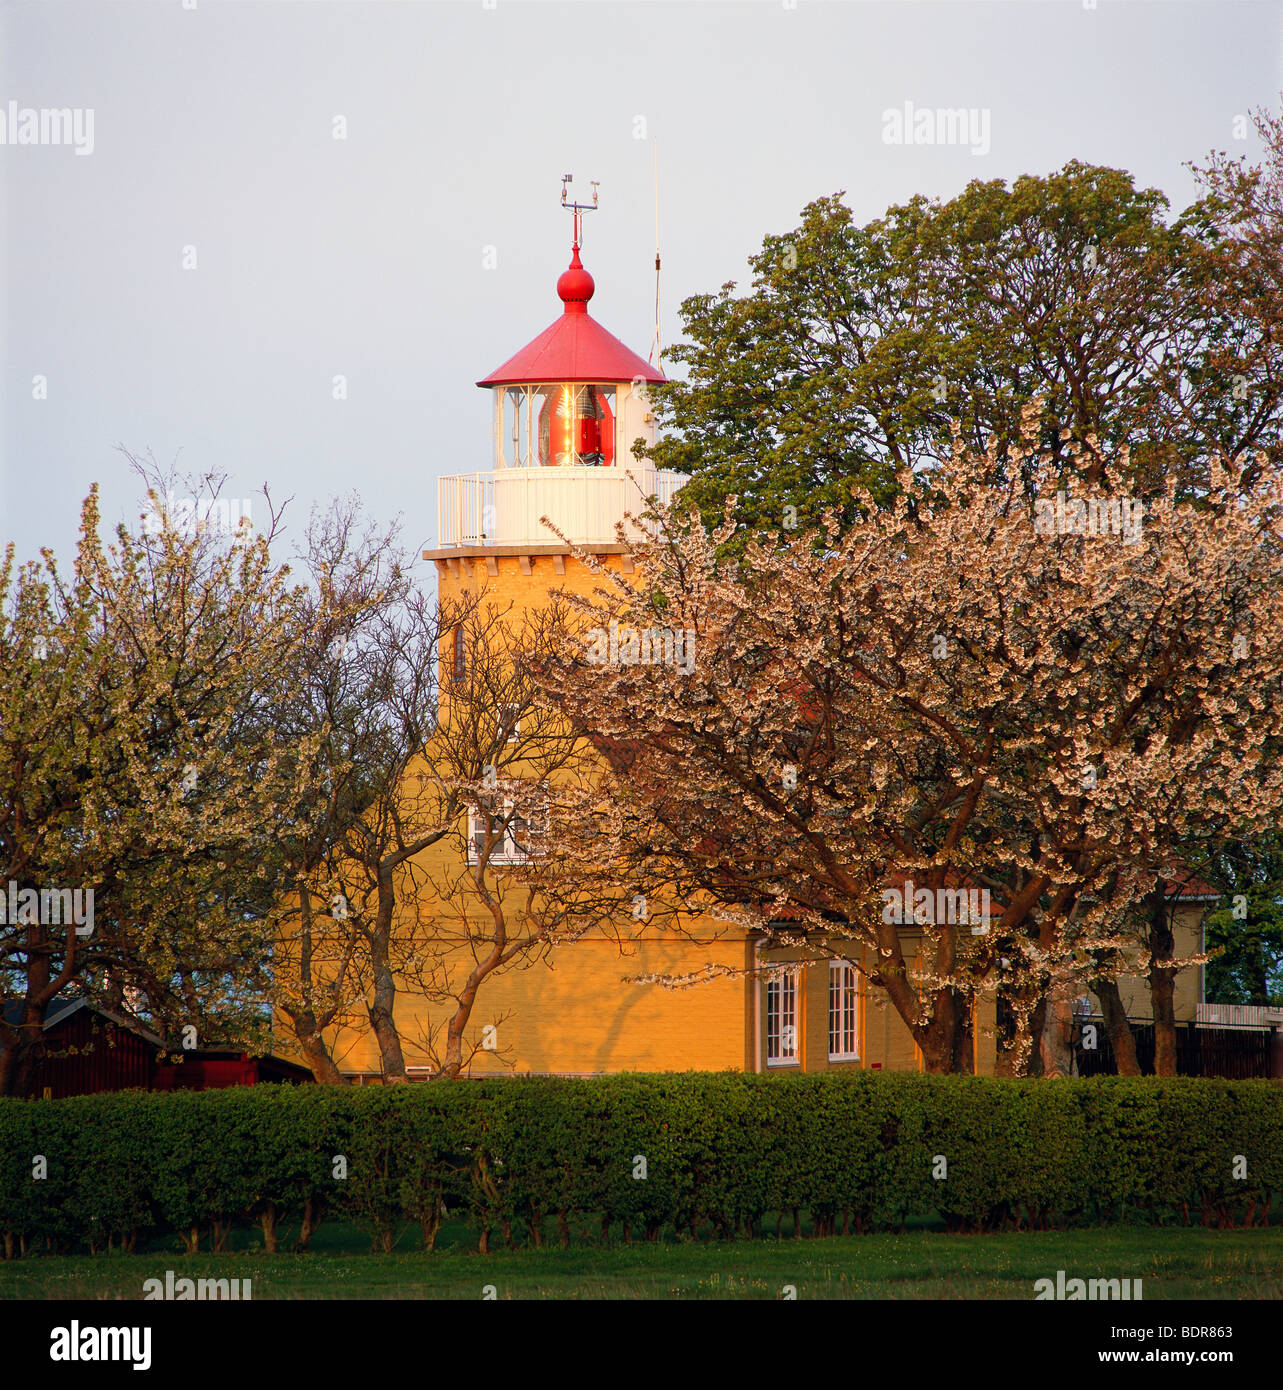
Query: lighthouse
xmin=425 ymin=182 xmax=676 ymax=592
xmin=374 ymin=186 xmax=751 ymax=1079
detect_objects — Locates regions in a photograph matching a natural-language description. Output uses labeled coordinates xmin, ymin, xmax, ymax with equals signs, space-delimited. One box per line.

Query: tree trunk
xmin=279 ymin=991 xmax=347 ymax=1085
xmin=296 ymin=1196 xmax=322 ymax=1251
xmin=1150 ymin=966 xmax=1178 ymax=1076
xmin=12 ymin=1044 xmax=39 ymax=1099
xmin=1093 ymin=977 xmax=1141 ymax=1075
xmin=1024 ymin=995 xmax=1049 ymax=1076
xmin=994 ymin=978 xmax=1053 ymax=1077
xmin=439 ymin=932 xmax=507 ymax=1080
xmin=367 ymin=960 xmax=408 ymax=1083
xmin=365 ymin=872 xmax=409 ymax=1082
xmin=993 ymin=988 xmax=1019 ymax=1076
xmin=874 ymin=925 xmax=974 ymax=1074
xmin=1 ymin=934 xmax=71 ymax=1097
xmin=1039 ymin=985 xmax=1075 ymax=1077
xmin=297 ymin=1032 xmax=346 ymax=1085
xmin=0 ymin=1028 xmax=42 ymax=1099
xmin=913 ymin=990 xmax=975 ymax=1073
xmin=1146 ymin=883 xmax=1178 ymax=1077
xmin=420 ymin=1198 xmax=443 ymax=1253
xmin=260 ymin=1205 xmax=279 ymax=1253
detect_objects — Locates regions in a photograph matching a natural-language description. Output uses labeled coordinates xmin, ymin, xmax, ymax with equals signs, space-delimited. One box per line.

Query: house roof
xmin=3 ymin=996 xmax=167 ymax=1046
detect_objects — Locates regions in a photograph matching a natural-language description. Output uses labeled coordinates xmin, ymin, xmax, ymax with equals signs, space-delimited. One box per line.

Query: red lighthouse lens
xmin=538 ymin=385 xmax=614 ymax=466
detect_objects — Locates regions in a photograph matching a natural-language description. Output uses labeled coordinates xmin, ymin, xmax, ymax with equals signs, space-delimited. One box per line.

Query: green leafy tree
xmin=1199 ymin=835 xmax=1283 ymax=1006
xmin=649 ymin=154 xmax=1283 ymax=547
xmin=0 ymin=458 xmax=329 ymax=1096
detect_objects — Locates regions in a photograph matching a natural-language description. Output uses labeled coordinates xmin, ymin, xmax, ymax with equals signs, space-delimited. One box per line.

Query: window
xmin=828 ymin=961 xmax=859 ymax=1061
xmin=468 ymin=788 xmax=548 ymax=867
xmin=766 ymin=968 xmax=799 ymax=1066
xmin=469 ymin=802 xmax=529 ymax=865
xmin=499 ymin=702 xmax=520 ymax=743
xmin=452 ymin=626 xmax=466 ymax=678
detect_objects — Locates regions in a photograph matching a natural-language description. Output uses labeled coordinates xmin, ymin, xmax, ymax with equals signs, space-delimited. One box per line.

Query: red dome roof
xmin=477 ymin=247 xmax=666 ymax=389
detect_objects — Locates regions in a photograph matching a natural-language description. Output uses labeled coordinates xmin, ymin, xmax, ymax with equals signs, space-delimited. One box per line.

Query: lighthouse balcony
xmin=436 ymin=464 xmax=687 ymax=549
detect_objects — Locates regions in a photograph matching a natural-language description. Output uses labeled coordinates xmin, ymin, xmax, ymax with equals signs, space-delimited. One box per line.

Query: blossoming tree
xmin=536 ymin=412 xmax=1283 ymax=1074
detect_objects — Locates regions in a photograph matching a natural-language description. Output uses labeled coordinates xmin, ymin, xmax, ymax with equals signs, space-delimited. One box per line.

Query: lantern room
xmin=432 ymin=184 xmax=681 ymax=552
xmin=476 ymin=243 xmax=667 ymax=472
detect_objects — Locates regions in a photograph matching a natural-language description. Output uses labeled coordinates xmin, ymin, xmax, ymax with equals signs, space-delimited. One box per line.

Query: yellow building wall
xmin=1097 ymin=904 xmax=1207 ymax=1022
xmin=435 ymin=548 xmax=629 ymax=616
xmin=752 ymin=910 xmax=1207 ymax=1080
xmin=755 ymin=937 xmax=960 ymax=1076
xmin=316 ymin=546 xmax=753 ymax=1078
xmin=329 ymin=928 xmax=751 ymax=1076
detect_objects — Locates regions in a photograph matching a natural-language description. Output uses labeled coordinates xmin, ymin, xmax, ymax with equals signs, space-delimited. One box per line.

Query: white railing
xmin=1196 ymin=1003 xmax=1283 ymax=1030
xmin=437 ymin=465 xmax=688 ymax=548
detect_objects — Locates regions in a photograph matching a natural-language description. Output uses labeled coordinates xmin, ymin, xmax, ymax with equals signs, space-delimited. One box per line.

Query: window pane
xmin=767 ymin=979 xmax=780 ymax=1061
xmin=829 ymin=962 xmax=859 ymax=1060
xmin=782 ymin=972 xmax=796 ymax=1060
xmin=834 ymin=967 xmax=845 ymax=1050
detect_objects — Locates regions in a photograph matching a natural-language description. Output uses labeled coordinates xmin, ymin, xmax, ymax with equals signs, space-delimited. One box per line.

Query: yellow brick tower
xmin=333 ymin=188 xmax=755 ymax=1079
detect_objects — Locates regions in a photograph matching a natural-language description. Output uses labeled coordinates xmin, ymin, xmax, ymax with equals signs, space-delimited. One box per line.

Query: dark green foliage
xmin=648 ymin=163 xmax=1283 ymax=552
xmin=0 ymin=1073 xmax=1278 ymax=1256
xmin=1199 ymin=833 xmax=1283 ymax=1007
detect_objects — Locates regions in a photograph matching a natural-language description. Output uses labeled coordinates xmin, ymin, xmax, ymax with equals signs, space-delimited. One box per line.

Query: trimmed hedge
xmin=0 ymin=1073 xmax=1278 ymax=1255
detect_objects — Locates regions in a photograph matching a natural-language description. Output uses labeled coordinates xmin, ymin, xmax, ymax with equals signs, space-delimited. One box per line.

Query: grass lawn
xmin=2 ymin=1223 xmax=1281 ymax=1299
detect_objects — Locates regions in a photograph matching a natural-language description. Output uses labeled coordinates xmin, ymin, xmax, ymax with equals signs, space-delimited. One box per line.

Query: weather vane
xmin=561 ymin=173 xmax=599 ymax=249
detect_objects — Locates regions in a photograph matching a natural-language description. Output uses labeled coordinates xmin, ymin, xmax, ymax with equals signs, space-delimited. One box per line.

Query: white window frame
xmin=765 ymin=967 xmax=800 ymax=1067
xmin=828 ymin=960 xmax=859 ymax=1061
xmin=498 ymin=702 xmax=521 ymax=743
xmin=467 ymin=785 xmax=548 ymax=867
xmin=468 ymin=801 xmax=530 ymax=866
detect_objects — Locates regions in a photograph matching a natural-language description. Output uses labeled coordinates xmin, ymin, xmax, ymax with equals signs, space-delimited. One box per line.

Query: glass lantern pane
xmin=535 ymin=384 xmax=616 ymax=466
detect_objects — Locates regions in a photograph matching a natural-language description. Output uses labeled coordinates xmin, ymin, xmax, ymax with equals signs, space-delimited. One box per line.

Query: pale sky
xmin=2 ymin=0 xmax=1280 ymax=570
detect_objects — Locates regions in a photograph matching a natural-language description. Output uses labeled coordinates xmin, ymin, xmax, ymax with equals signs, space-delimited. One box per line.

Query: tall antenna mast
xmin=560 ymin=173 xmax=599 ymax=250
xmin=650 ymin=139 xmax=662 ymax=366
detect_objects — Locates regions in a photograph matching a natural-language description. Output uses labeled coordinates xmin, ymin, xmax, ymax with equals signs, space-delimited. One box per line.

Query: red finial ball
xmin=557 ymin=246 xmax=595 ymax=312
